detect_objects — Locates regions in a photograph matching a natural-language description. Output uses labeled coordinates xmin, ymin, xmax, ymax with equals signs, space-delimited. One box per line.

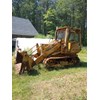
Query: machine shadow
xmin=23 ymin=61 xmax=87 ymax=75
xmin=46 ymin=61 xmax=87 ymax=71
xmin=28 ymin=69 xmax=40 ymax=76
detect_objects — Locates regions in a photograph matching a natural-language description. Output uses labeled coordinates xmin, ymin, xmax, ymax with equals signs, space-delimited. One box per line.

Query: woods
xmin=12 ymin=0 xmax=87 ymax=46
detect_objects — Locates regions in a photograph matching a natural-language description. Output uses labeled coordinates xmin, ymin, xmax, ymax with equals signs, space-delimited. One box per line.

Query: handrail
xmin=27 ymin=44 xmax=36 ymax=52
xmin=31 ymin=45 xmax=42 ymax=54
xmin=27 ymin=40 xmax=58 ymax=55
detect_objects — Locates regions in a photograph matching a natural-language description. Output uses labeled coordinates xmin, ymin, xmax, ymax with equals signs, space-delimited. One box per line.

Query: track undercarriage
xmin=43 ymin=55 xmax=80 ymax=68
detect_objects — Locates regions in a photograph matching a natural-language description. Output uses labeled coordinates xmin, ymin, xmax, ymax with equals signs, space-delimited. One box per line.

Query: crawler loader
xmin=15 ymin=26 xmax=81 ymax=74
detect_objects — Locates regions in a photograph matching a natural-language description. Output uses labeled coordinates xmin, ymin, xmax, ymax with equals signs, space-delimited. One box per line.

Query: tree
xmin=12 ymin=0 xmax=87 ymax=45
xmin=12 ymin=0 xmax=24 ymax=16
xmin=43 ymin=8 xmax=57 ymax=35
xmin=55 ymin=0 xmax=87 ymax=46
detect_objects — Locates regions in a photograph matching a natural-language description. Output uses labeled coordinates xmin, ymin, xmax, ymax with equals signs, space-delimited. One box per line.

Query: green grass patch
xmin=34 ymin=34 xmax=53 ymax=39
xmin=12 ymin=47 xmax=87 ymax=100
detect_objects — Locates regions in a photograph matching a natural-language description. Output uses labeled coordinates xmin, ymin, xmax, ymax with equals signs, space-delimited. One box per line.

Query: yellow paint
xmin=68 ymin=42 xmax=71 ymax=51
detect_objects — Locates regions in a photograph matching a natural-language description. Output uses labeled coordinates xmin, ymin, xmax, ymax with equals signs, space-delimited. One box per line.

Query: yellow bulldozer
xmin=15 ymin=26 xmax=81 ymax=74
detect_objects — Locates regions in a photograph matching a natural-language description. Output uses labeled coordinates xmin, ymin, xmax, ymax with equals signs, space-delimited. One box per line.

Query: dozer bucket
xmin=15 ymin=51 xmax=23 ymax=64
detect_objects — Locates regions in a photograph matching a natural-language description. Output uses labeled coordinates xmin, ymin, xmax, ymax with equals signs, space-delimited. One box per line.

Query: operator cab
xmin=55 ymin=27 xmax=66 ymax=40
xmin=56 ymin=30 xmax=65 ymax=40
xmin=55 ymin=26 xmax=81 ymax=53
xmin=69 ymin=32 xmax=79 ymax=42
xmin=56 ymin=27 xmax=80 ymax=42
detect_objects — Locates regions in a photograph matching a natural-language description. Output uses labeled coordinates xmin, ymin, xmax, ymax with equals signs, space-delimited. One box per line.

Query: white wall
xmin=15 ymin=38 xmax=52 ymax=56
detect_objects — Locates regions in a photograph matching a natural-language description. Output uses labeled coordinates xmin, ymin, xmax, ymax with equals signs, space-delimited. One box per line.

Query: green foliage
xmin=43 ymin=8 xmax=57 ymax=36
xmin=12 ymin=0 xmax=87 ymax=46
xmin=34 ymin=34 xmax=47 ymax=38
xmin=46 ymin=34 xmax=53 ymax=39
xmin=34 ymin=34 xmax=53 ymax=39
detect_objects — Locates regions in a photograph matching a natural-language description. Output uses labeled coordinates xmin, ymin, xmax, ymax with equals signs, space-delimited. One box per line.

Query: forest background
xmin=12 ymin=0 xmax=87 ymax=46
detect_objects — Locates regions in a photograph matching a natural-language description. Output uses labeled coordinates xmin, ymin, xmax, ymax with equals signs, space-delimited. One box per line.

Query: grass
xmin=12 ymin=47 xmax=87 ymax=100
xmin=34 ymin=34 xmax=53 ymax=39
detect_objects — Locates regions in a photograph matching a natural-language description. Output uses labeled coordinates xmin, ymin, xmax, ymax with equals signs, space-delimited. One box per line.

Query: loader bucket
xmin=15 ymin=51 xmax=23 ymax=64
